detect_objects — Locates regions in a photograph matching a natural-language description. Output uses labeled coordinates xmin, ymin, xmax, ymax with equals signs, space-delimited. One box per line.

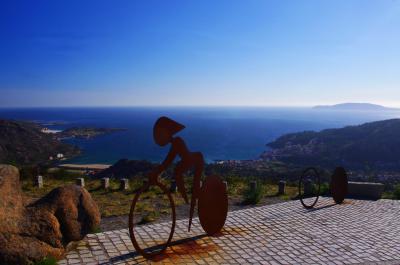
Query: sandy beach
xmin=58 ymin=164 xmax=111 ymax=170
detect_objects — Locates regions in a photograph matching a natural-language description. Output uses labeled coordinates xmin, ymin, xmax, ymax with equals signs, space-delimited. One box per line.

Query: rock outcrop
xmin=32 ymin=185 xmax=101 ymax=243
xmin=0 ymin=164 xmax=100 ymax=265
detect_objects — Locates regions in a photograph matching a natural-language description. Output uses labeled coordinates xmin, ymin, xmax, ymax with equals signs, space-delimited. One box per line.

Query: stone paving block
xmin=58 ymin=198 xmax=400 ymax=265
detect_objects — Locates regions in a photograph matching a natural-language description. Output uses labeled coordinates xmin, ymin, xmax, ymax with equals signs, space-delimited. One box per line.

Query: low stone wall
xmin=347 ymin=181 xmax=385 ymax=200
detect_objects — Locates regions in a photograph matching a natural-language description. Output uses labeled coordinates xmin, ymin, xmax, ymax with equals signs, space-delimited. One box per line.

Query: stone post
xmin=304 ymin=179 xmax=313 ymax=196
xmin=170 ymin=180 xmax=177 ymax=193
xmin=250 ymin=181 xmax=257 ymax=192
xmin=36 ymin=175 xmax=43 ymax=188
xmin=223 ymin=181 xmax=228 ymax=191
xmin=102 ymin=177 xmax=110 ymax=190
xmin=120 ymin=178 xmax=129 ymax=190
xmin=76 ymin=178 xmax=85 ymax=187
xmin=278 ymin=180 xmax=286 ymax=195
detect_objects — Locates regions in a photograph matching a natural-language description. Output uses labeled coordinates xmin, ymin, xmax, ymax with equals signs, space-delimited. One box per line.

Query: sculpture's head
xmin=153 ymin=116 xmax=185 ymax=146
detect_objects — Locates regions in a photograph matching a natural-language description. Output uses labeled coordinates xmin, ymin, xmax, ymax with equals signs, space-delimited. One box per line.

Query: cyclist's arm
xmin=154 ymin=144 xmax=177 ymax=175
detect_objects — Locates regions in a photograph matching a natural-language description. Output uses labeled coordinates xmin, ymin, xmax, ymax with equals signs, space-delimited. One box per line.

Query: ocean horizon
xmin=1 ymin=106 xmax=400 ymax=164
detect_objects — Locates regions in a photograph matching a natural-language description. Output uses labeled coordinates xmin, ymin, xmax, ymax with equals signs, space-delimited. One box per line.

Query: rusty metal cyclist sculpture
xmin=129 ymin=117 xmax=228 ymax=258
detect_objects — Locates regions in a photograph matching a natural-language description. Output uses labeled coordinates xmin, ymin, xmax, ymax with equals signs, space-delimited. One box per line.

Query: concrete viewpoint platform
xmin=58 ymin=198 xmax=400 ymax=265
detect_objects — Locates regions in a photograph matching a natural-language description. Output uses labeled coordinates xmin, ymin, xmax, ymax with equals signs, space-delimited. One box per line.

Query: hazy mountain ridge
xmin=262 ymin=119 xmax=400 ymax=169
xmin=313 ymin=103 xmax=397 ymax=111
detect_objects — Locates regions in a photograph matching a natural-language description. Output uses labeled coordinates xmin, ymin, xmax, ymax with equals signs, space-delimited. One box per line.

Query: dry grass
xmin=21 ymin=170 xmax=299 ymax=220
xmin=22 ymin=175 xmax=187 ymax=218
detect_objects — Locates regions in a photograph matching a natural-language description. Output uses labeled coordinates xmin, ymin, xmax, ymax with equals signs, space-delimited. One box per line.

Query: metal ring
xmin=128 ymin=181 xmax=176 ymax=258
xmin=299 ymin=167 xmax=321 ymax=209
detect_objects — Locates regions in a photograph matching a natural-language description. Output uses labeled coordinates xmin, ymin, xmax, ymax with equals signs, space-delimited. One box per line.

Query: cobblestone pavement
xmin=58 ymin=198 xmax=400 ymax=265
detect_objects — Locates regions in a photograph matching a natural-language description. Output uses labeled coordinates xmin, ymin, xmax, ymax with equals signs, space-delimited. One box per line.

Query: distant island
xmin=262 ymin=119 xmax=400 ymax=170
xmin=313 ymin=103 xmax=398 ymax=111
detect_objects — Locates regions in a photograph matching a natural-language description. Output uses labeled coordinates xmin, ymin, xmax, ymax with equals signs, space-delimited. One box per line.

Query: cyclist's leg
xmin=188 ymin=153 xmax=204 ymax=232
xmin=192 ymin=154 xmax=204 ymax=198
xmin=174 ymin=161 xmax=189 ymax=204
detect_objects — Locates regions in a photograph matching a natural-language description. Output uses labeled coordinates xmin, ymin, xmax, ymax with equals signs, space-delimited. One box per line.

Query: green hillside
xmin=0 ymin=119 xmax=79 ymax=165
xmin=263 ymin=119 xmax=400 ymax=169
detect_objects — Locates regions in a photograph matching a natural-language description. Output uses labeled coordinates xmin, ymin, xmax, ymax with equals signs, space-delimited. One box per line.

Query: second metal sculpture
xmin=298 ymin=166 xmax=348 ymax=209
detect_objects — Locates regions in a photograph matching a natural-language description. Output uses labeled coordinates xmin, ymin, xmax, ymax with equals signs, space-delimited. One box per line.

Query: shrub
xmin=242 ymin=185 xmax=264 ymax=205
xmin=393 ymin=184 xmax=400 ymax=200
xmin=34 ymin=256 xmax=57 ymax=265
xmin=19 ymin=166 xmax=37 ymax=181
xmin=91 ymin=226 xmax=102 ymax=234
xmin=320 ymin=182 xmax=330 ymax=196
xmin=139 ymin=212 xmax=159 ymax=224
xmin=50 ymin=168 xmax=81 ymax=180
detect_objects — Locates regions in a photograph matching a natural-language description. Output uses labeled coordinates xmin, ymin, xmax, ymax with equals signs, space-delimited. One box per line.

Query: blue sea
xmin=1 ymin=107 xmax=399 ymax=164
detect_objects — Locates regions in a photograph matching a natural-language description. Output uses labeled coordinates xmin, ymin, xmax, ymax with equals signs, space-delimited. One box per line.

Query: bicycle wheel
xmin=330 ymin=167 xmax=348 ymax=204
xmin=198 ymin=175 xmax=228 ymax=235
xmin=299 ymin=167 xmax=320 ymax=209
xmin=128 ymin=181 xmax=176 ymax=259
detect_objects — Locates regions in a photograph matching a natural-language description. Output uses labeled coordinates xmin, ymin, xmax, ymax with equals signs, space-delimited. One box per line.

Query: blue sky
xmin=1 ymin=0 xmax=399 ymax=107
